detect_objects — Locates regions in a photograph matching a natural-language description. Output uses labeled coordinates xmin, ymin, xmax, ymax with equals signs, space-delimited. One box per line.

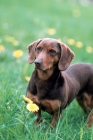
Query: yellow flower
xmin=26 ymin=103 xmax=39 ymax=112
xmin=0 ymin=45 xmax=5 ymax=52
xmin=68 ymin=39 xmax=75 ymax=45
xmin=5 ymin=35 xmax=19 ymax=46
xmin=86 ymin=46 xmax=93 ymax=53
xmin=12 ymin=41 xmax=19 ymax=46
xmin=13 ymin=50 xmax=23 ymax=58
xmin=25 ymin=76 xmax=30 ymax=82
xmin=5 ymin=35 xmax=15 ymax=42
xmin=76 ymin=41 xmax=83 ymax=48
xmin=23 ymin=95 xmax=39 ymax=112
xmin=23 ymin=95 xmax=33 ymax=103
xmin=47 ymin=28 xmax=56 ymax=35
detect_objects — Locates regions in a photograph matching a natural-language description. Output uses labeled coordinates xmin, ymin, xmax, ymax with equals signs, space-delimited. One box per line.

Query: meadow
xmin=0 ymin=0 xmax=93 ymax=139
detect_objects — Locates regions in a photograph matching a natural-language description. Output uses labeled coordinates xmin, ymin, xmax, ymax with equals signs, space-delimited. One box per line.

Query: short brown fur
xmin=26 ymin=38 xmax=93 ymax=127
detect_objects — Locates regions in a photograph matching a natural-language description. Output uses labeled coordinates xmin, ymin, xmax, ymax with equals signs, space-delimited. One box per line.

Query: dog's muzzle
xmin=34 ymin=59 xmax=42 ymax=69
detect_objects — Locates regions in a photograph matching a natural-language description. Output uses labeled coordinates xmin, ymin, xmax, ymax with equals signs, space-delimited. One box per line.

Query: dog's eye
xmin=49 ymin=49 xmax=56 ymax=55
xmin=36 ymin=47 xmax=42 ymax=52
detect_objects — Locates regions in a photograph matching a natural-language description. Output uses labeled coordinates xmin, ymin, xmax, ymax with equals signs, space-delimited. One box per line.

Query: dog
xmin=26 ymin=38 xmax=93 ymax=127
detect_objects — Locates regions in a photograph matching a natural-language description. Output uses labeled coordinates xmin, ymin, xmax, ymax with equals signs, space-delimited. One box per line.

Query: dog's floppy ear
xmin=27 ymin=39 xmax=42 ymax=63
xmin=58 ymin=43 xmax=75 ymax=71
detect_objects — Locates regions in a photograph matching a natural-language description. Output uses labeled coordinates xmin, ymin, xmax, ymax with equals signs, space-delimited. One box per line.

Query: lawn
xmin=0 ymin=0 xmax=93 ymax=139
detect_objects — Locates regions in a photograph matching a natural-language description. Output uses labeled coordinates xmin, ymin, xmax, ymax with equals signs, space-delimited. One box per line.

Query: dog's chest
xmin=35 ymin=79 xmax=59 ymax=99
xmin=40 ymin=99 xmax=61 ymax=113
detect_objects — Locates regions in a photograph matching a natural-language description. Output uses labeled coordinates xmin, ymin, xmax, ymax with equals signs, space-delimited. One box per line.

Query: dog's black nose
xmin=35 ymin=62 xmax=40 ymax=66
xmin=34 ymin=60 xmax=41 ymax=68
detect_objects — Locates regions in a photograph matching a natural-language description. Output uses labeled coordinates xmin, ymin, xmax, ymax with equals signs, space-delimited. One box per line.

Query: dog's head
xmin=27 ymin=38 xmax=75 ymax=71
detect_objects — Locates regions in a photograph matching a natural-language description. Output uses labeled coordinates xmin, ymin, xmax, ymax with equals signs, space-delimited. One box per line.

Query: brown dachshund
xmin=26 ymin=38 xmax=93 ymax=127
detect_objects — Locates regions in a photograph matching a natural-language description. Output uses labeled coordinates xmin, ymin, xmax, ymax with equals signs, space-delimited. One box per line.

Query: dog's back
xmin=26 ymin=38 xmax=93 ymax=127
xmin=64 ymin=63 xmax=93 ymax=92
xmin=61 ymin=63 xmax=93 ymax=105
xmin=64 ymin=63 xmax=93 ymax=127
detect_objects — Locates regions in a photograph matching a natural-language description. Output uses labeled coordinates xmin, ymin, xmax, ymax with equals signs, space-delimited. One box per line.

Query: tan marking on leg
xmin=86 ymin=113 xmax=93 ymax=127
xmin=34 ymin=109 xmax=42 ymax=125
xmin=26 ymin=91 xmax=39 ymax=104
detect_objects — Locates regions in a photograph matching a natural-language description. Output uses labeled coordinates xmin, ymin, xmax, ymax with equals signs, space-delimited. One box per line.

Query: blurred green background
xmin=0 ymin=0 xmax=93 ymax=140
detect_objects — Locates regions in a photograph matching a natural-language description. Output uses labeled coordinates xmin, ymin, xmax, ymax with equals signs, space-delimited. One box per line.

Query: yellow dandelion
xmin=72 ymin=9 xmax=81 ymax=18
xmin=47 ymin=28 xmax=56 ymax=35
xmin=13 ymin=50 xmax=23 ymax=58
xmin=86 ymin=46 xmax=93 ymax=53
xmin=68 ymin=39 xmax=75 ymax=45
xmin=0 ymin=45 xmax=5 ymax=52
xmin=25 ymin=76 xmax=30 ymax=82
xmin=12 ymin=41 xmax=19 ymax=46
xmin=5 ymin=35 xmax=15 ymax=42
xmin=5 ymin=35 xmax=19 ymax=46
xmin=23 ymin=95 xmax=33 ymax=104
xmin=26 ymin=103 xmax=39 ymax=112
xmin=76 ymin=41 xmax=83 ymax=48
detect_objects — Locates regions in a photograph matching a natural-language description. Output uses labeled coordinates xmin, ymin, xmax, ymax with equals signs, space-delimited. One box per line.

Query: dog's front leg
xmin=86 ymin=112 xmax=93 ymax=127
xmin=34 ymin=108 xmax=42 ymax=125
xmin=50 ymin=110 xmax=62 ymax=127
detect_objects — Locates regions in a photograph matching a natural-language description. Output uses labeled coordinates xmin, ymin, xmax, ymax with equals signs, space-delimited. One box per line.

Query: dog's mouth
xmin=34 ymin=63 xmax=53 ymax=71
xmin=34 ymin=64 xmax=41 ymax=70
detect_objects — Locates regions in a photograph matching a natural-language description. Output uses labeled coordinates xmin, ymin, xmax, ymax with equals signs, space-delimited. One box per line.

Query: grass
xmin=0 ymin=0 xmax=93 ymax=139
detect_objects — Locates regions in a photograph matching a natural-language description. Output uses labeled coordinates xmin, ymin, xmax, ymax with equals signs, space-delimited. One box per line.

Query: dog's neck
xmin=35 ymin=66 xmax=60 ymax=80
